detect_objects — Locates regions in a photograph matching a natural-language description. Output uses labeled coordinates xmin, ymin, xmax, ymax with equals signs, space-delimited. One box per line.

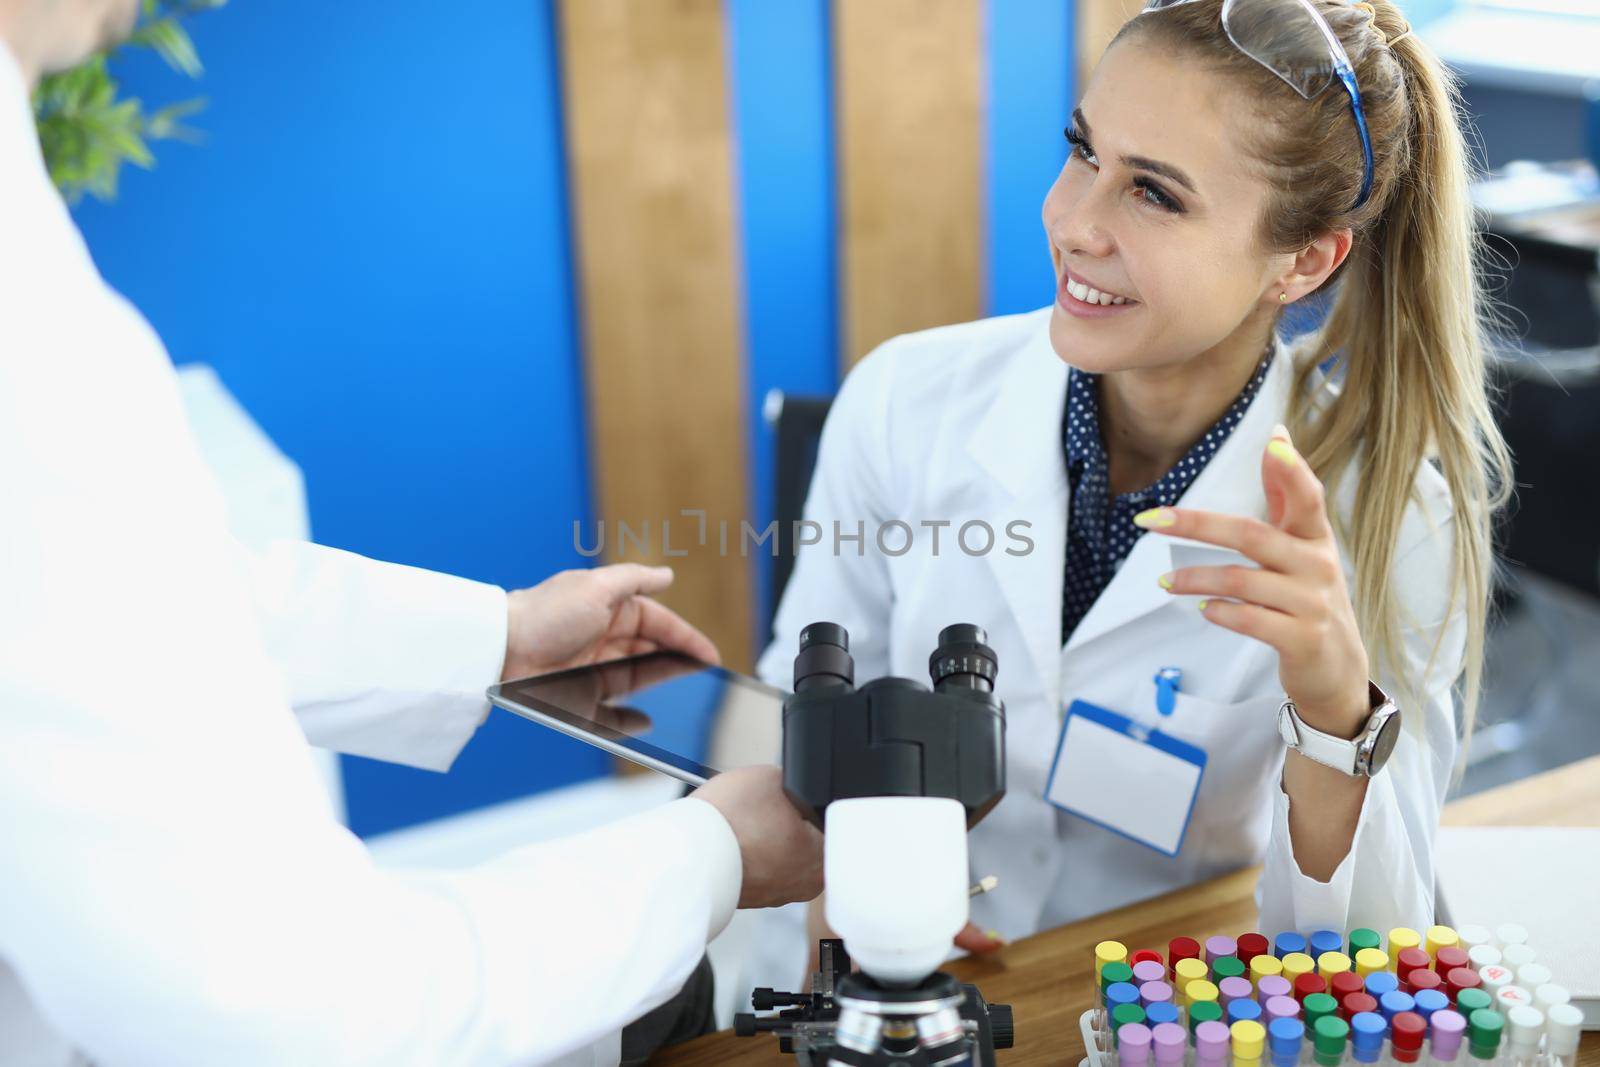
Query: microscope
xmin=734 ymin=622 xmax=1016 ymax=1066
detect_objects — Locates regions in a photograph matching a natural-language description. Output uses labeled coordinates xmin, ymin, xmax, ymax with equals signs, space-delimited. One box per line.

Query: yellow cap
xmin=1175 ymin=957 xmax=1209 ymax=999
xmin=1354 ymin=948 xmax=1389 ymax=977
xmin=1232 ymin=1019 xmax=1267 ymax=1059
xmin=1250 ymin=954 xmax=1284 ymax=987
xmin=1282 ymin=952 xmax=1315 ymax=981
xmin=1318 ymin=951 xmax=1352 ymax=982
xmin=1424 ymin=925 xmax=1459 ymax=959
xmin=1388 ymin=928 xmax=1421 ymax=968
xmin=1188 ymin=979 xmax=1220 ymax=1005
xmin=1095 ymin=940 xmax=1128 ymax=978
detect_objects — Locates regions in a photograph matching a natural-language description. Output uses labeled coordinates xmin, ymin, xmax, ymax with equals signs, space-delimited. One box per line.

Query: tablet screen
xmin=487 ymin=652 xmax=786 ymax=785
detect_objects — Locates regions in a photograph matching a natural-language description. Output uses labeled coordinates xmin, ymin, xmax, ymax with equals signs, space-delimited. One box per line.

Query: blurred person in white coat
xmin=757 ymin=0 xmax=1508 ymax=981
xmin=0 ymin=3 xmax=822 ymax=1065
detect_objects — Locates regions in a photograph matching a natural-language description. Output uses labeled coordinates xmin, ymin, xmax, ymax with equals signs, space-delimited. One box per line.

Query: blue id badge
xmin=1044 ymin=700 xmax=1207 ymax=856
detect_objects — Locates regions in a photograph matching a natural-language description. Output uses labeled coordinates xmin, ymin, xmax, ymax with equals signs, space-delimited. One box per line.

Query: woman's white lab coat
xmin=0 ymin=45 xmax=737 ymax=1067
xmin=758 ymin=308 xmax=1464 ymax=961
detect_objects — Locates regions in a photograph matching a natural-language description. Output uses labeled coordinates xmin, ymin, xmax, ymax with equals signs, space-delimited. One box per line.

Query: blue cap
xmin=1351 ymin=1042 xmax=1382 ymax=1063
xmin=1310 ymin=930 xmax=1343 ymax=958
xmin=1146 ymin=1002 xmax=1180 ymax=1027
xmin=1380 ymin=991 xmax=1415 ymax=1022
xmin=1274 ymin=932 xmax=1308 ymax=959
xmin=1351 ymin=1012 xmax=1388 ymax=1049
xmin=1269 ymin=1018 xmax=1306 ymax=1053
xmin=1364 ymin=971 xmax=1399 ymax=999
xmin=1413 ymin=989 xmax=1449 ymax=1021
xmin=1108 ymin=982 xmax=1141 ymax=1009
xmin=1229 ymin=999 xmax=1264 ymax=1025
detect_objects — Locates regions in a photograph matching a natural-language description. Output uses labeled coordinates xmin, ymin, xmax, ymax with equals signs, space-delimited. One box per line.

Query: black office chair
xmin=762 ymin=389 xmax=834 ymax=644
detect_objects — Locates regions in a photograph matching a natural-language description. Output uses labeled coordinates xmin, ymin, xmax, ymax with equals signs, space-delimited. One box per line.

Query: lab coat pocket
xmin=1156 ymin=691 xmax=1284 ymax=867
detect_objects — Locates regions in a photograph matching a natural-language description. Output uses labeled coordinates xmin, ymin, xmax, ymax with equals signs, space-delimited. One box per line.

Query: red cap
xmin=1331 ymin=972 xmax=1365 ymax=1000
xmin=1397 ymin=947 xmax=1431 ymax=984
xmin=1294 ymin=973 xmax=1327 ymax=1002
xmin=1341 ymin=992 xmax=1378 ymax=1021
xmin=1237 ymin=933 xmax=1269 ymax=962
xmin=1445 ymin=967 xmax=1482 ymax=1000
xmin=1408 ymin=969 xmax=1444 ymax=995
xmin=1168 ymin=937 xmax=1200 ymax=980
xmin=1392 ymin=1012 xmax=1427 ymax=1051
xmin=1434 ymin=946 xmax=1469 ymax=974
xmin=1131 ymin=949 xmax=1163 ymax=967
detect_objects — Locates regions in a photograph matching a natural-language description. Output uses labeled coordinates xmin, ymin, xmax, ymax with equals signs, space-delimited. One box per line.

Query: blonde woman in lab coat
xmin=758 ymin=0 xmax=1509 ymax=977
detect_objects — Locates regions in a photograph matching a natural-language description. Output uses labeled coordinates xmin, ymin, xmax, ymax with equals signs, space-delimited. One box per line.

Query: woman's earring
xmin=1278 ymin=292 xmax=1288 ymax=303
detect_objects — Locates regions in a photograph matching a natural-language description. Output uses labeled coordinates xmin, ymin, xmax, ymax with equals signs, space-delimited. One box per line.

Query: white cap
xmin=1505 ymin=1006 xmax=1544 ymax=1047
xmin=1495 ymin=985 xmax=1534 ymax=1011
xmin=1494 ymin=923 xmax=1529 ymax=950
xmin=1467 ymin=945 xmax=1501 ymax=969
xmin=1544 ymin=1003 xmax=1583 ymax=1057
xmin=1515 ymin=963 xmax=1552 ymax=990
xmin=1500 ymin=943 xmax=1536 ymax=970
xmin=1534 ymin=984 xmax=1570 ymax=1012
xmin=1478 ymin=964 xmax=1515 ymax=996
xmin=1455 ymin=924 xmax=1492 ymax=952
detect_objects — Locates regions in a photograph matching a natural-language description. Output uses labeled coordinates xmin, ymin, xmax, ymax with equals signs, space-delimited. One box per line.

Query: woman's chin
xmin=1048 ymin=306 xmax=1136 ymax=373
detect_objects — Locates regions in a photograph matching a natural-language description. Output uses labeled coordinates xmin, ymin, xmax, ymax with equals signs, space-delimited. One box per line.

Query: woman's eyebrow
xmin=1072 ymin=107 xmax=1199 ymax=195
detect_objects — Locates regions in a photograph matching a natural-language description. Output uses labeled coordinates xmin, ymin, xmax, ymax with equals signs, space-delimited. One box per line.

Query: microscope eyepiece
xmin=929 ymin=623 xmax=998 ymax=693
xmin=795 ymin=622 xmax=855 ymax=692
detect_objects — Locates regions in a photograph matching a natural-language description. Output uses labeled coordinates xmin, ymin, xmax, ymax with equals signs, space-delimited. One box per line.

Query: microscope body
xmin=736 ymin=623 xmax=1015 ymax=1066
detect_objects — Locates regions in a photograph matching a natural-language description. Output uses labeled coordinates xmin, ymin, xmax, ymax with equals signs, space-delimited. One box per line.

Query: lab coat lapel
xmin=964 ymin=327 xmax=1071 ymax=705
xmin=1061 ymin=344 xmax=1293 ymax=657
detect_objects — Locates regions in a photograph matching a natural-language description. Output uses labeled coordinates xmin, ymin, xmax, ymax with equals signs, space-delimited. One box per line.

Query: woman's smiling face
xmin=1043 ymin=39 xmax=1288 ymax=374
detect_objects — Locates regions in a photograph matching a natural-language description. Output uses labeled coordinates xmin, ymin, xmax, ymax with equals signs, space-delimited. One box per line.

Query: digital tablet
xmin=487 ymin=652 xmax=787 ymax=786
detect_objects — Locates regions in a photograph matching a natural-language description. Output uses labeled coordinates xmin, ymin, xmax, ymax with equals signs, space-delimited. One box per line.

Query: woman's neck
xmin=1098 ymin=318 xmax=1275 ymax=496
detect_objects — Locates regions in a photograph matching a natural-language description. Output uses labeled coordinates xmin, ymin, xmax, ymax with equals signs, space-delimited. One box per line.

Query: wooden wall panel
xmin=834 ymin=0 xmax=984 ymax=367
xmin=558 ymin=0 xmax=754 ymax=671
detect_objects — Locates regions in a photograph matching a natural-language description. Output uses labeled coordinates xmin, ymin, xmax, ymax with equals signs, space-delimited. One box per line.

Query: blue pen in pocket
xmin=1154 ymin=667 xmax=1182 ymax=717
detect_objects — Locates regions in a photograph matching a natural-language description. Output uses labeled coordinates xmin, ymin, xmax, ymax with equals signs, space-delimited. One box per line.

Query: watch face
xmin=1366 ymin=709 xmax=1401 ymax=772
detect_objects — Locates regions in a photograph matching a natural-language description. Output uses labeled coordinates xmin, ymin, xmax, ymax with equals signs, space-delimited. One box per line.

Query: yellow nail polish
xmin=1198 ymin=599 xmax=1210 ymax=612
xmin=1158 ymin=572 xmax=1174 ymax=591
xmin=1266 ymin=438 xmax=1300 ymax=468
xmin=1133 ymin=507 xmax=1176 ymax=529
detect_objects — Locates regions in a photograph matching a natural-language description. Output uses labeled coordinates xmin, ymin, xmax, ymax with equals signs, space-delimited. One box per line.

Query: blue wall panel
xmin=73 ymin=1 xmax=609 ymax=837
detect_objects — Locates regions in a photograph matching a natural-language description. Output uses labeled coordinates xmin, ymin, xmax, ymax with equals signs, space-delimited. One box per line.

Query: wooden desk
xmin=656 ymin=755 xmax=1600 ymax=1066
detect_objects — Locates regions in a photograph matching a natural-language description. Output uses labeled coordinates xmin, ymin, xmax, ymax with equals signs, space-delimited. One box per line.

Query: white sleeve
xmin=1256 ymin=526 xmax=1465 ymax=937
xmin=0 ymin=284 xmax=739 ymax=1067
xmin=756 ymin=345 xmax=902 ymax=690
xmin=242 ymin=538 xmax=509 ymax=771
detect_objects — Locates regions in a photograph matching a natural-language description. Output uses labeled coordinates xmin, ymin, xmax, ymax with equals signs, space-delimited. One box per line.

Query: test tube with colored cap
xmin=1409 ymin=970 xmax=1446 ymax=999
xmin=1513 ymin=965 xmax=1551 ymax=994
xmin=1425 ymin=927 xmax=1460 ymax=961
xmin=1172 ymin=937 xmax=1203 ymax=982
xmin=1153 ymin=1021 xmax=1188 ymax=1067
xmin=1229 ymin=999 xmax=1265 ymax=1028
xmin=1295 ymin=974 xmax=1329 ymax=1004
xmin=1238 ymin=934 xmax=1271 ymax=963
xmin=1456 ymin=990 xmax=1493 ymax=1018
xmin=1219 ymin=976 xmax=1254 ymax=1011
xmin=1413 ymin=989 xmax=1450 ymax=1024
xmin=1466 ymin=946 xmax=1502 ymax=971
xmin=1454 ymin=926 xmax=1492 ymax=956
xmin=1259 ymin=975 xmax=1294 ymax=1004
xmin=1389 ymin=929 xmax=1423 ymax=968
xmin=1252 ymin=955 xmax=1286 ymax=992
xmin=1232 ymin=1019 xmax=1266 ymax=1067
xmin=1398 ymin=949 xmax=1433 ymax=985
xmin=1275 ymin=932 xmax=1309 ymax=960
xmin=1196 ymin=1019 xmax=1232 ymax=1067
xmin=1381 ymin=991 xmax=1418 ymax=1026
xmin=1319 ymin=953 xmax=1353 ymax=985
xmin=1215 ymin=958 xmax=1249 ymax=986
xmin=1492 ymin=987 xmax=1531 ymax=1016
xmin=1341 ymin=993 xmax=1378 ymax=1023
xmin=1264 ymin=996 xmax=1301 ymax=1025
xmin=1392 ymin=1012 xmax=1428 ymax=1065
xmin=1476 ymin=966 xmax=1514 ymax=1000
xmin=1268 ymin=1017 xmax=1305 ymax=1067
xmin=1143 ymin=981 xmax=1177 ymax=1011
xmin=1284 ymin=953 xmax=1317 ymax=987
xmin=1312 ymin=1015 xmax=1350 ymax=1067
xmin=1349 ymin=1011 xmax=1387 ymax=1065
xmin=1310 ymin=931 xmax=1343 ymax=960
xmin=1209 ymin=937 xmax=1241 ymax=967
xmin=1102 ymin=971 xmax=1137 ymax=1039
xmin=1114 ymin=1002 xmax=1149 ymax=1047
xmin=1354 ymin=950 xmax=1389 ymax=979
xmin=1435 ymin=947 xmax=1471 ymax=977
xmin=1100 ymin=940 xmax=1131 ymax=980
xmin=1428 ymin=1009 xmax=1467 ymax=1067
xmin=1331 ymin=972 xmax=1366 ymax=1003
xmin=1498 ymin=945 xmax=1535 ymax=972
xmin=1190 ymin=980 xmax=1222 ymax=1018
xmin=1348 ymin=929 xmax=1381 ymax=960
xmin=1136 ymin=960 xmax=1170 ymax=985
xmin=1148 ymin=1002 xmax=1182 ymax=1028
xmin=1466 ymin=1008 xmax=1504 ymax=1067
xmin=1120 ymin=1021 xmax=1155 ymax=1067
xmin=1134 ymin=949 xmax=1167 ymax=968
xmin=1533 ymin=984 xmax=1570 ymax=1014
xmin=1366 ymin=972 xmax=1400 ymax=1001
xmin=1178 ymin=958 xmax=1212 ymax=1005
xmin=1543 ymin=1004 xmax=1582 ymax=1067
xmin=1303 ymin=993 xmax=1339 ymax=1032
xmin=1503 ymin=1005 xmax=1543 ymax=1067
xmin=1191 ymin=1000 xmax=1226 ymax=1036
xmin=1098 ymin=944 xmax=1130 ymax=1026
xmin=1445 ymin=969 xmax=1484 ymax=1003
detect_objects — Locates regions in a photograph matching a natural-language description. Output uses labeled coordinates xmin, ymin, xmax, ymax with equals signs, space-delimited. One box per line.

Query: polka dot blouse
xmin=1060 ymin=348 xmax=1274 ymax=645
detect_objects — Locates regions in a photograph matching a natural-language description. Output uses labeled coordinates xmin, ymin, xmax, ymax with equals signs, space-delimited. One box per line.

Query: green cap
xmin=1303 ymin=992 xmax=1339 ymax=1026
xmin=1102 ymin=961 xmax=1135 ymax=990
xmin=1468 ymin=1009 xmax=1504 ymax=1056
xmin=1313 ymin=1015 xmax=1350 ymax=1057
xmin=1212 ymin=956 xmax=1246 ymax=981
xmin=1113 ymin=1001 xmax=1147 ymax=1043
xmin=1189 ymin=1000 xmax=1223 ymax=1032
xmin=1348 ymin=928 xmax=1381 ymax=956
xmin=1456 ymin=989 xmax=1493 ymax=1015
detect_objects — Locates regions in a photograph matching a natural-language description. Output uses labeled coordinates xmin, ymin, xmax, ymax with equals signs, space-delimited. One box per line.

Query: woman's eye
xmin=1064 ymin=126 xmax=1098 ymax=166
xmin=1135 ymin=179 xmax=1181 ymax=213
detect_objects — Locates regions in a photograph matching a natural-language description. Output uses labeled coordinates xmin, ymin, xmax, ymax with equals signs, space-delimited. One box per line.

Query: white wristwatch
xmin=1276 ymin=682 xmax=1401 ymax=777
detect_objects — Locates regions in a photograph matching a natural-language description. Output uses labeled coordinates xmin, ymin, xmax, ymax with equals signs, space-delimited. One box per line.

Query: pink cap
xmin=1258 ymin=975 xmax=1293 ymax=1001
xmin=1219 ymin=976 xmax=1254 ymax=1006
xmin=1140 ymin=981 xmax=1175 ymax=1007
xmin=1430 ymin=1009 xmax=1467 ymax=1060
xmin=1195 ymin=1019 xmax=1231 ymax=1058
xmin=1135 ymin=960 xmax=1168 ymax=984
xmin=1206 ymin=935 xmax=1238 ymax=964
xmin=1153 ymin=1022 xmax=1188 ymax=1063
xmin=1119 ymin=1022 xmax=1154 ymax=1053
xmin=1265 ymin=995 xmax=1301 ymax=1022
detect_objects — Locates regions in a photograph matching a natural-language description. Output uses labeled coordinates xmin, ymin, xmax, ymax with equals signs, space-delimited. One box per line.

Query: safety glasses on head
xmin=1139 ymin=0 xmax=1374 ymax=211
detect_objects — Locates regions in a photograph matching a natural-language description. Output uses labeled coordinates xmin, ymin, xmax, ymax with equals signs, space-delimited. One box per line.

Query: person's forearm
xmin=1281 ymin=746 xmax=1368 ymax=882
